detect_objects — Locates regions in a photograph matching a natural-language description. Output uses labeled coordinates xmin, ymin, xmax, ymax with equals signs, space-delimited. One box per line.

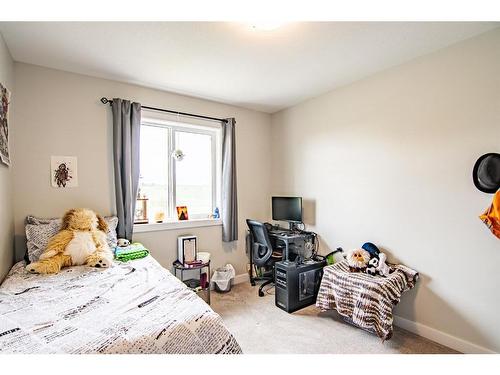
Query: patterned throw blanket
xmin=316 ymin=260 xmax=418 ymax=341
xmin=0 ymin=256 xmax=241 ymax=354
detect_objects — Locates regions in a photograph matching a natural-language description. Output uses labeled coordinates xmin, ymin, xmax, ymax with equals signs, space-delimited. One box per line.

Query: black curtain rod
xmin=100 ymin=97 xmax=227 ymax=123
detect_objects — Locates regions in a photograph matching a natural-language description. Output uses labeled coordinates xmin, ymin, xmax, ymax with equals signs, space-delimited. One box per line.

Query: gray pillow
xmin=25 ymin=215 xmax=118 ymax=263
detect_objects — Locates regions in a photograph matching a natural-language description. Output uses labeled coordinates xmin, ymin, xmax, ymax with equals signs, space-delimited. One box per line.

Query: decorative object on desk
xmin=154 ymin=211 xmax=165 ymax=223
xmin=114 ymin=242 xmax=150 ymax=262
xmin=176 ymin=206 xmax=189 ymax=221
xmin=177 ymin=235 xmax=197 ymax=264
xmin=212 ymin=264 xmax=235 ymax=293
xmin=473 ymin=153 xmax=500 ymax=194
xmin=51 ymin=156 xmax=77 ymax=188
xmin=171 ymin=149 xmax=185 ymax=161
xmin=117 ymin=238 xmax=130 ymax=247
xmin=134 ymin=196 xmax=149 ymax=224
xmin=0 ymin=82 xmax=11 ymax=166
xmin=213 ymin=207 xmax=220 ymax=219
xmin=345 ymin=248 xmax=370 ymax=272
xmin=479 ymin=189 xmax=500 ymax=239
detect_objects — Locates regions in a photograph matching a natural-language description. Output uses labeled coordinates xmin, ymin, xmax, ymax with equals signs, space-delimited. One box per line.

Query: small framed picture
xmin=134 ymin=198 xmax=149 ymax=224
xmin=176 ymin=206 xmax=189 ymax=221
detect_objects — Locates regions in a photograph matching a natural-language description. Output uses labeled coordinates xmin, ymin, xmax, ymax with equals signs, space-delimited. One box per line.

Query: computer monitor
xmin=272 ymin=196 xmax=303 ymax=224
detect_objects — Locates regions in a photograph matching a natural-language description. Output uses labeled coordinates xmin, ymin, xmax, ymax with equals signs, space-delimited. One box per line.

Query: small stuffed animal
xmin=376 ymin=252 xmax=391 ymax=277
xmin=117 ymin=238 xmax=130 ymax=247
xmin=345 ymin=248 xmax=370 ymax=272
xmin=366 ymin=256 xmax=379 ymax=276
xmin=26 ymin=208 xmax=113 ymax=274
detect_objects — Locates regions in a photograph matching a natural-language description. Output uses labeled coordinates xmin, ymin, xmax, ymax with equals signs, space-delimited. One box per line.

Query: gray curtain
xmin=221 ymin=118 xmax=238 ymax=242
xmin=112 ymin=98 xmax=141 ymax=240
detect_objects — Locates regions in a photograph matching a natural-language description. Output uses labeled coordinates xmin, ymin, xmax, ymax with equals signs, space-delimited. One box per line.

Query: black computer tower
xmin=275 ymin=259 xmax=326 ymax=313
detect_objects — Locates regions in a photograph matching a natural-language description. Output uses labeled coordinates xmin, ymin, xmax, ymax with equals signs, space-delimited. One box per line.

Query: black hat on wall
xmin=473 ymin=153 xmax=500 ymax=193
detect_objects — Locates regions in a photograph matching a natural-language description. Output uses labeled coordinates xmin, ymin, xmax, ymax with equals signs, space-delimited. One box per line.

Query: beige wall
xmin=9 ymin=27 xmax=500 ymax=353
xmin=12 ymin=63 xmax=272 ymax=275
xmin=271 ymin=28 xmax=500 ymax=353
xmin=0 ymin=33 xmax=14 ymax=282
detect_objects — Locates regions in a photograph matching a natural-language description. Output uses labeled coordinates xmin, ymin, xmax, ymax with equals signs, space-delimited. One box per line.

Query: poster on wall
xmin=51 ymin=156 xmax=78 ymax=188
xmin=0 ymin=82 xmax=11 ymax=166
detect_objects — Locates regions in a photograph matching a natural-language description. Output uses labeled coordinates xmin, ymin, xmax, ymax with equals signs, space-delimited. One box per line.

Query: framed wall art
xmin=0 ymin=82 xmax=11 ymax=166
xmin=51 ymin=156 xmax=78 ymax=188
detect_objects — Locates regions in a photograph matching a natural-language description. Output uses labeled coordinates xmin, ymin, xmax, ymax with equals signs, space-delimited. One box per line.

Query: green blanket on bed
xmin=114 ymin=242 xmax=150 ymax=262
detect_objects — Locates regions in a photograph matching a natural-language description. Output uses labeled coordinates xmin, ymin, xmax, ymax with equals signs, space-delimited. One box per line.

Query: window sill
xmin=133 ymin=218 xmax=222 ymax=233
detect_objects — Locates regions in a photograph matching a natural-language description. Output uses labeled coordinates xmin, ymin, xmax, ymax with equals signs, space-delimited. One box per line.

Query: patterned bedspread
xmin=0 ymin=256 xmax=241 ymax=354
xmin=316 ymin=260 xmax=418 ymax=340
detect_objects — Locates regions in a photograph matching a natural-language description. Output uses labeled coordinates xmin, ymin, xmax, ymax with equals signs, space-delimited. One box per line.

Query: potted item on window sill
xmin=154 ymin=211 xmax=165 ymax=223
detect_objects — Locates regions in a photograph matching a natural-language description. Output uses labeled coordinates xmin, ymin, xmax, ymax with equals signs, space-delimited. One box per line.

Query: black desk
xmin=247 ymin=226 xmax=316 ymax=285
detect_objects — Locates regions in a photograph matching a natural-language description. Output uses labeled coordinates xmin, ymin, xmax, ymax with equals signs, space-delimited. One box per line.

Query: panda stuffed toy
xmin=366 ymin=256 xmax=380 ymax=276
xmin=362 ymin=242 xmax=391 ymax=277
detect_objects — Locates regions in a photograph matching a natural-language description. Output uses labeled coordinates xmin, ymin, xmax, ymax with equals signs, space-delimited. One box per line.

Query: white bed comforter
xmin=0 ymin=256 xmax=241 ymax=354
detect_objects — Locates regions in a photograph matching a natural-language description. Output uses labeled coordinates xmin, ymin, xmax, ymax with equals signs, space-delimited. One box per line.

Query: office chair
xmin=246 ymin=219 xmax=283 ymax=297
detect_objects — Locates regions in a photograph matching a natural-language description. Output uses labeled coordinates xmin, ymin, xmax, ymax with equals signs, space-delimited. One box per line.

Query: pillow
xmin=25 ymin=215 xmax=118 ymax=263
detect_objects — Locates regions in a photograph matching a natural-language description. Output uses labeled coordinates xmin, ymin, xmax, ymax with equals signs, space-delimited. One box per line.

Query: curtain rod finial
xmin=100 ymin=97 xmax=111 ymax=104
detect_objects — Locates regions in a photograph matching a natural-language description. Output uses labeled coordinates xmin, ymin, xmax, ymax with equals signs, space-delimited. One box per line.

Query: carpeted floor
xmin=211 ymin=282 xmax=458 ymax=354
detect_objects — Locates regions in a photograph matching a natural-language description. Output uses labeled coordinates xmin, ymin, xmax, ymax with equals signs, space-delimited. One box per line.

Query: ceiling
xmin=0 ymin=22 xmax=498 ymax=113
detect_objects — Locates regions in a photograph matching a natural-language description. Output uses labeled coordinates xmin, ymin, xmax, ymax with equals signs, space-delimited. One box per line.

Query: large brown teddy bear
xmin=26 ymin=208 xmax=114 ymax=274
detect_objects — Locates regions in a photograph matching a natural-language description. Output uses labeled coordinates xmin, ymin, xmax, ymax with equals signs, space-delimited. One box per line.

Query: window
xmin=137 ymin=115 xmax=221 ymax=223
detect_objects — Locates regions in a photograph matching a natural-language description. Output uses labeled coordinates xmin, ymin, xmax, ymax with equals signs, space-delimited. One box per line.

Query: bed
xmin=0 ymin=256 xmax=242 ymax=354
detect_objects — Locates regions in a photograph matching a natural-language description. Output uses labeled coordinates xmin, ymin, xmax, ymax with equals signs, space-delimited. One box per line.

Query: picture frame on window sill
xmin=176 ymin=206 xmax=189 ymax=221
xmin=135 ymin=198 xmax=149 ymax=224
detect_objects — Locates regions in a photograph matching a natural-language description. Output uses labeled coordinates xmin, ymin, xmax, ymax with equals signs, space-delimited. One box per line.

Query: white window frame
xmin=139 ymin=113 xmax=222 ymax=224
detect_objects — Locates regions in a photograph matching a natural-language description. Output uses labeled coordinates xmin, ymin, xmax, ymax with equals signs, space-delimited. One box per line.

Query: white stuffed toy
xmin=345 ymin=248 xmax=370 ymax=272
xmin=376 ymin=252 xmax=391 ymax=277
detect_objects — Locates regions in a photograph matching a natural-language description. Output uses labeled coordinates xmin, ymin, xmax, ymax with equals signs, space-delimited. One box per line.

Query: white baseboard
xmin=218 ymin=275 xmax=496 ymax=353
xmin=394 ymin=315 xmax=496 ymax=354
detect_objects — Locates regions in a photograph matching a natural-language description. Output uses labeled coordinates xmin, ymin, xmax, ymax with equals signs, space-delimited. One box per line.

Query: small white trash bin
xmin=212 ymin=264 xmax=235 ymax=293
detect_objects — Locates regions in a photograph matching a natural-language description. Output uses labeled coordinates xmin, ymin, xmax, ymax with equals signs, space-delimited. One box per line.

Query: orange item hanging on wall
xmin=479 ymin=190 xmax=500 ymax=239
